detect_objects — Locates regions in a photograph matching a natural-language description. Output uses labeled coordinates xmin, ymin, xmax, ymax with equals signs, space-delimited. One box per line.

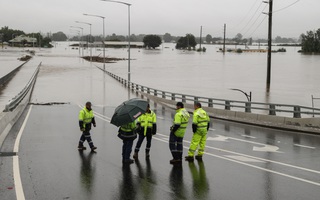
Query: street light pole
xmin=69 ymin=29 xmax=81 ymax=55
xmin=70 ymin=26 xmax=84 ymax=56
xmin=75 ymin=21 xmax=92 ymax=61
xmin=230 ymin=88 xmax=252 ymax=102
xmin=83 ymin=13 xmax=106 ymax=64
xmin=100 ymin=0 xmax=131 ymax=83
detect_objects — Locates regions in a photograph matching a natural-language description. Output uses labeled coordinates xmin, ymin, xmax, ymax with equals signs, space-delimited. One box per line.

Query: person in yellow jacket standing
xmin=133 ymin=104 xmax=157 ymax=159
xmin=185 ymin=102 xmax=210 ymax=162
xmin=78 ymin=101 xmax=97 ymax=151
xmin=169 ymin=102 xmax=190 ymax=164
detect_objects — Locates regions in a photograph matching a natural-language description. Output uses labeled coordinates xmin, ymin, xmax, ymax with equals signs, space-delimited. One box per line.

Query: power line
xmin=238 ymin=2 xmax=264 ymax=34
xmin=242 ymin=3 xmax=268 ymax=38
xmin=234 ymin=0 xmax=261 ymax=29
xmin=273 ymin=0 xmax=301 ymax=13
xmin=247 ymin=15 xmax=268 ymax=38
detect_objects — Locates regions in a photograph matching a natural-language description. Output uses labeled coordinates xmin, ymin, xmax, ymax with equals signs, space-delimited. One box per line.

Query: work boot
xmin=195 ymin=155 xmax=203 ymax=161
xmin=170 ymin=159 xmax=182 ymax=165
xmin=78 ymin=145 xmax=86 ymax=150
xmin=185 ymin=156 xmax=194 ymax=162
xmin=91 ymin=146 xmax=97 ymax=151
xmin=133 ymin=152 xmax=138 ymax=159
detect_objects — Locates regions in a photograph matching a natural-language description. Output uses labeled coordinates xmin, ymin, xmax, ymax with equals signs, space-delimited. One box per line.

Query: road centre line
xmin=153 ymin=135 xmax=320 ymax=187
xmin=211 ymin=134 xmax=278 ymax=147
xmin=83 ymin=109 xmax=320 ymax=186
xmin=294 ymin=144 xmax=316 ymax=149
xmin=12 ymin=105 xmax=32 ymax=200
xmin=91 ymin=107 xmax=320 ymax=175
xmin=156 ymin=133 xmax=320 ymax=175
xmin=90 ymin=105 xmax=320 ymax=174
xmin=241 ymin=135 xmax=256 ymax=139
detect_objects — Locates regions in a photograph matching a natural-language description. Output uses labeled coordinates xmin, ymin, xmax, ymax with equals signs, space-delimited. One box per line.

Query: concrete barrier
xmin=0 ymin=61 xmax=39 ymax=149
xmin=0 ymin=87 xmax=31 ymax=148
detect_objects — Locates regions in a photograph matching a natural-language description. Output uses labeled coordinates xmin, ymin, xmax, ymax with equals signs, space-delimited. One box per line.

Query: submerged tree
xmin=143 ymin=34 xmax=162 ymax=49
xmin=175 ymin=34 xmax=197 ymax=50
xmin=52 ymin=31 xmax=67 ymax=41
xmin=300 ymin=28 xmax=320 ymax=53
xmin=163 ymin=33 xmax=172 ymax=43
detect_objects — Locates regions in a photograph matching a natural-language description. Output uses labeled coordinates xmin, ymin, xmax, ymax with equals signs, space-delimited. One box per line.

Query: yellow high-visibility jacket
xmin=79 ymin=107 xmax=95 ymax=129
xmin=193 ymin=108 xmax=209 ymax=132
xmin=173 ymin=108 xmax=190 ymax=137
xmin=138 ymin=110 xmax=157 ymax=135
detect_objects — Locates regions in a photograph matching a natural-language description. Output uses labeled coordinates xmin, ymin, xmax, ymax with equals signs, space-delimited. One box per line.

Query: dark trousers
xmin=122 ymin=140 xmax=134 ymax=161
xmin=169 ymin=132 xmax=183 ymax=160
xmin=79 ymin=130 xmax=94 ymax=148
xmin=134 ymin=131 xmax=152 ymax=153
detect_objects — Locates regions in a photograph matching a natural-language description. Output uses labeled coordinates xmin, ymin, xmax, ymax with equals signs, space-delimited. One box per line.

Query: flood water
xmin=2 ymin=42 xmax=320 ymax=108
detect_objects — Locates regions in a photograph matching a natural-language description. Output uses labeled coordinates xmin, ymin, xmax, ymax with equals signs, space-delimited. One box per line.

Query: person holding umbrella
xmin=78 ymin=101 xmax=97 ymax=151
xmin=169 ymin=102 xmax=190 ymax=165
xmin=111 ymin=98 xmax=149 ymax=164
xmin=133 ymin=104 xmax=157 ymax=160
xmin=118 ymin=121 xmax=137 ymax=164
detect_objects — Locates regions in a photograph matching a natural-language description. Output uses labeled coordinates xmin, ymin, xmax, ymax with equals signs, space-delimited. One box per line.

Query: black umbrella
xmin=111 ymin=98 xmax=148 ymax=127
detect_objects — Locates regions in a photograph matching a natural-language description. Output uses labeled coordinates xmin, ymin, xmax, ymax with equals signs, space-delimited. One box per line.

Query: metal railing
xmin=4 ymin=62 xmax=41 ymax=112
xmin=99 ymin=67 xmax=320 ymax=118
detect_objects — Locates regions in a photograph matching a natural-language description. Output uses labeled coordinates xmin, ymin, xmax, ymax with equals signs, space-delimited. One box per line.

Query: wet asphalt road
xmin=1 ymin=54 xmax=320 ymax=200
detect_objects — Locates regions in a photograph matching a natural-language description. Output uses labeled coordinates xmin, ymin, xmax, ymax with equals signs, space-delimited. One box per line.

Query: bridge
xmin=0 ymin=50 xmax=320 ymax=200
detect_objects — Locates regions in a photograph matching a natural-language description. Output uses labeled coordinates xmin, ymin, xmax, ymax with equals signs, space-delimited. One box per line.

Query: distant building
xmin=9 ymin=35 xmax=37 ymax=47
xmin=90 ymin=41 xmax=144 ymax=48
xmin=215 ymin=40 xmax=237 ymax=45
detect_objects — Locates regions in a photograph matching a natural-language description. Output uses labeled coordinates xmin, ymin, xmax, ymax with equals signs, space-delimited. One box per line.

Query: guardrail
xmin=3 ymin=62 xmax=41 ymax=112
xmin=98 ymin=67 xmax=320 ymax=118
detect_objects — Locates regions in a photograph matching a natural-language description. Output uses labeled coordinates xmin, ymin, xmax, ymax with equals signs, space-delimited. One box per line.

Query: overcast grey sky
xmin=0 ymin=0 xmax=318 ymax=39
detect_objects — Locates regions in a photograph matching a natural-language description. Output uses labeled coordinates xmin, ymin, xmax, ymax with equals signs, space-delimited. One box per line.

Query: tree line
xmin=300 ymin=28 xmax=320 ymax=53
xmin=1 ymin=26 xmax=319 ymax=53
xmin=0 ymin=26 xmax=52 ymax=47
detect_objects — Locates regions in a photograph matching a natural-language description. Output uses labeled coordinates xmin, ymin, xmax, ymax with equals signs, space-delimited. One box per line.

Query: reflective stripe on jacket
xmin=79 ymin=107 xmax=94 ymax=128
xmin=118 ymin=121 xmax=137 ymax=141
xmin=193 ymin=108 xmax=209 ymax=130
xmin=120 ymin=121 xmax=136 ymax=132
xmin=173 ymin=108 xmax=190 ymax=137
xmin=138 ymin=110 xmax=156 ymax=135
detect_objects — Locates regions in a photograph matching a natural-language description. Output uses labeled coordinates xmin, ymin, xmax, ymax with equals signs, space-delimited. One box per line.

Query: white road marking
xmin=88 ymin=109 xmax=320 ymax=186
xmin=153 ymin=133 xmax=320 ymax=186
xmin=294 ymin=144 xmax=316 ymax=149
xmin=225 ymin=155 xmax=265 ymax=163
xmin=208 ymin=135 xmax=281 ymax=153
xmin=241 ymin=135 xmax=256 ymax=139
xmin=13 ymin=105 xmax=33 ymax=200
xmin=78 ymin=104 xmax=111 ymax=122
xmin=207 ymin=135 xmax=229 ymax=142
xmin=253 ymin=145 xmax=280 ymax=152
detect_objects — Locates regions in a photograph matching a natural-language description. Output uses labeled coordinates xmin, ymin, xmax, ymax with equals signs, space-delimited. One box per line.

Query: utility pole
xmin=199 ymin=25 xmax=202 ymax=50
xmin=266 ymin=0 xmax=273 ymax=88
xmin=223 ymin=24 xmax=226 ymax=54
